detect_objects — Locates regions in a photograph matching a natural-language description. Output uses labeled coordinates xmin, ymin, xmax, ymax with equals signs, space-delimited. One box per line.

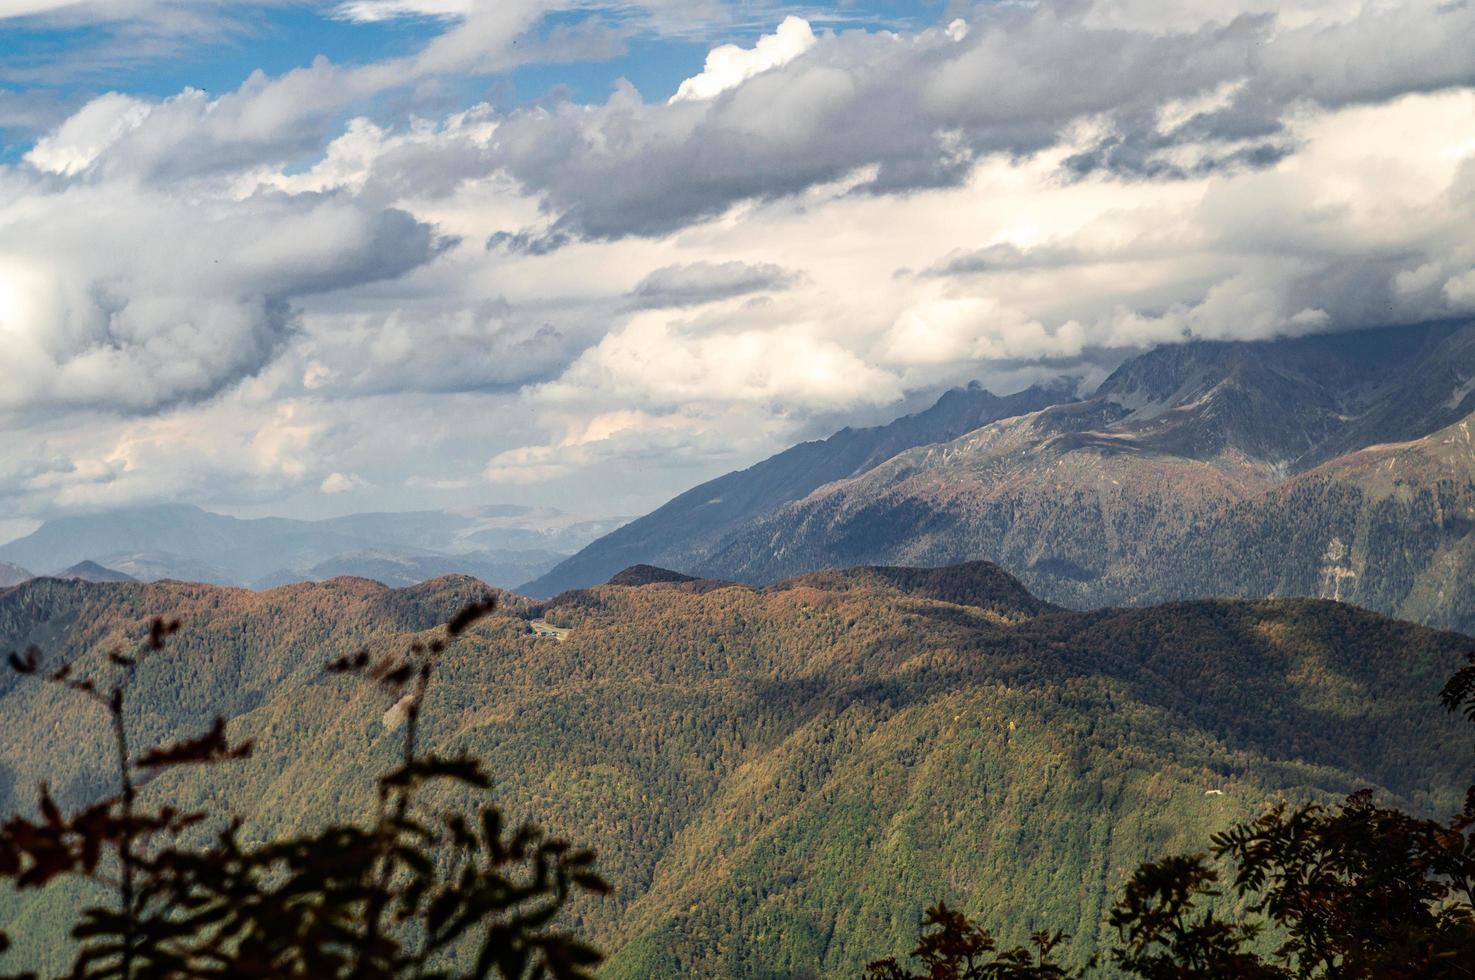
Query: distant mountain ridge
xmin=522 ymin=379 xmax=1077 ymax=595
xmin=56 ymin=560 xmax=136 ymax=583
xmin=0 ymin=562 xmax=30 ymax=588
xmin=0 ymin=504 xmax=627 ymax=590
xmin=252 ymin=548 xmax=570 ymax=590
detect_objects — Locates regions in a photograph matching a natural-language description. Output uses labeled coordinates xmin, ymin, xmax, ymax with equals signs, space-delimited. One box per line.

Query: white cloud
xmin=320 ymin=471 xmax=369 ymax=493
xmin=483 ymin=405 xmax=783 ymax=490
xmin=0 ymin=143 xmax=448 ymax=413
xmin=23 ymin=91 xmax=151 ymax=174
xmin=1446 ymin=269 xmax=1475 ymax=310
xmin=669 ymin=15 xmax=816 ymax=103
xmin=0 ymin=1 xmax=88 ymax=15
xmin=3 ymin=0 xmax=1475 ymax=524
xmin=536 ymin=312 xmax=902 ymax=413
xmin=882 ymin=298 xmax=1081 ymax=365
xmin=334 ymin=0 xmax=475 ymax=22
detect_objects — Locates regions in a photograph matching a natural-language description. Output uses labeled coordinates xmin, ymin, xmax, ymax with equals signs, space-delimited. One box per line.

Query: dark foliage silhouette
xmin=863 ymin=902 xmax=1077 ymax=978
xmin=0 ymin=596 xmax=607 ymax=979
xmin=870 ymin=652 xmax=1475 ymax=978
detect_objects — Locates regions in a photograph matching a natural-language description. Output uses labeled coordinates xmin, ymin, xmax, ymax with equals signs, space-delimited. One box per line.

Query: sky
xmin=1 ymin=0 xmax=1474 ymax=539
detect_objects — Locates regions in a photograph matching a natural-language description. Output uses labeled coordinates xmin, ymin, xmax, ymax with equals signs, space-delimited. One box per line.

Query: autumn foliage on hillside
xmin=0 ymin=566 xmax=1472 ymax=976
xmin=0 ymin=596 xmax=607 ymax=978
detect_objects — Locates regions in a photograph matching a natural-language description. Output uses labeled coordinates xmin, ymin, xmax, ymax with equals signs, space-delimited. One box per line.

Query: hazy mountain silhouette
xmin=55 ymin=560 xmax=136 ymax=583
xmin=0 ymin=504 xmax=627 ymax=590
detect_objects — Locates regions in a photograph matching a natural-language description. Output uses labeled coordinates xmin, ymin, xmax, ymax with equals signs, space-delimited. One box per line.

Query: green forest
xmin=0 ymin=565 xmax=1469 ymax=975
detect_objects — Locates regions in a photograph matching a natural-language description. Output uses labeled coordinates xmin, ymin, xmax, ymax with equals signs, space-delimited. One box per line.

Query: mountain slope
xmin=0 ymin=568 xmax=1467 ymax=975
xmin=605 ymin=564 xmax=702 ymax=587
xmin=702 ymin=396 xmax=1475 ymax=634
xmin=530 ymin=322 xmax=1475 ymax=616
xmin=0 ymin=562 xmax=29 ymax=588
xmin=1084 ymin=323 xmax=1466 ymax=469
xmin=674 ymin=323 xmax=1475 ymax=632
xmin=521 ymin=380 xmax=1076 ymax=596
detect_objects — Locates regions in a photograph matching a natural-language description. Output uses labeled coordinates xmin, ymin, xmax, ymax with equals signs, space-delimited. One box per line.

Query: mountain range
xmin=520 ymin=379 xmax=1076 ymax=597
xmin=9 ymin=320 xmax=1475 ymax=633
xmin=4 ymin=325 xmax=1474 ymax=974
xmin=0 ymin=504 xmax=627 ymax=591
xmin=0 ymin=565 xmax=1466 ymax=975
xmin=531 ymin=320 xmax=1475 ymax=634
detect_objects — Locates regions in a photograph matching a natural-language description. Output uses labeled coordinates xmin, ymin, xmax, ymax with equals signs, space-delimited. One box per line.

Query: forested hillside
xmin=0 ymin=567 xmax=1467 ymax=975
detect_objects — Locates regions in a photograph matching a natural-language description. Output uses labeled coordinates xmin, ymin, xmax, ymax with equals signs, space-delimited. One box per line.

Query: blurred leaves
xmin=134 ymin=717 xmax=252 ymax=770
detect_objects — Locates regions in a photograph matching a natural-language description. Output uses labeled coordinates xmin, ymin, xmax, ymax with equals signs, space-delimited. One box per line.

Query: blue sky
xmin=0 ymin=1 xmax=944 ymax=157
xmin=0 ymin=0 xmax=1473 ymax=535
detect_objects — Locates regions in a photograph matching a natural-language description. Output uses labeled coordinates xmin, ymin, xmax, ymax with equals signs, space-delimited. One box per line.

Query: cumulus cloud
xmin=882 ymin=298 xmax=1086 ymax=366
xmin=296 ymin=303 xmax=591 ymax=397
xmin=4 ymin=0 xmax=1475 ymax=524
xmin=669 ymin=15 xmax=816 ymax=103
xmin=532 ymin=311 xmax=903 ymax=415
xmin=483 ymin=405 xmax=787 ymax=489
xmin=320 ymin=471 xmax=369 ymax=493
xmin=24 ymin=92 xmax=152 ymax=174
xmin=0 ymin=394 xmax=331 ymax=518
xmin=0 ymin=163 xmax=450 ymax=414
xmin=1446 ymin=269 xmax=1475 ymax=310
xmin=480 ymin=2 xmax=1475 ymax=242
xmin=485 ymin=409 xmax=666 ymax=483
